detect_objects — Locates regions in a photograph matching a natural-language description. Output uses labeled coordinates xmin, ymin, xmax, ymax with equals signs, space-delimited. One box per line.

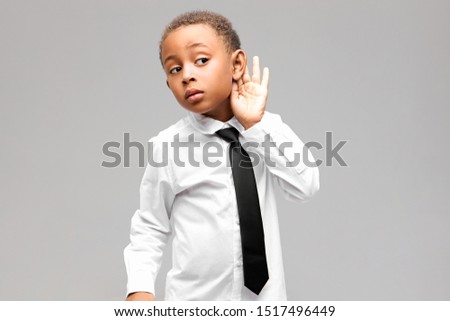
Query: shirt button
xmin=236 ymin=261 xmax=243 ymax=267
xmin=236 ymin=219 xmax=240 ymax=225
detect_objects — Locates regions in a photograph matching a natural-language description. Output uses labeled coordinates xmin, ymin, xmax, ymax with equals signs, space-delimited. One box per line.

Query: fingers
xmin=252 ymin=56 xmax=260 ymax=84
xmin=261 ymin=67 xmax=269 ymax=91
xmin=242 ymin=65 xmax=251 ymax=84
xmin=242 ymin=56 xmax=269 ymax=86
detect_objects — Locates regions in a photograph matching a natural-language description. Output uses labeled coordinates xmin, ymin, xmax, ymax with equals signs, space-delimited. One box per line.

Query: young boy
xmin=124 ymin=10 xmax=319 ymax=301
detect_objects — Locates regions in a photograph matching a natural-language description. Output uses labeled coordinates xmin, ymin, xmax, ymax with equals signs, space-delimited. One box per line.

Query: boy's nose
xmin=182 ymin=66 xmax=196 ymax=84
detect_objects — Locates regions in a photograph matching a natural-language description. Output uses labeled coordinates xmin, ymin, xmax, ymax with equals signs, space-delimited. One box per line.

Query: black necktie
xmin=215 ymin=126 xmax=269 ymax=295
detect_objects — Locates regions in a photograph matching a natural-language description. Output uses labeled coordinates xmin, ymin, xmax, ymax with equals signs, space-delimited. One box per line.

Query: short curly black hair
xmin=159 ymin=10 xmax=241 ymax=65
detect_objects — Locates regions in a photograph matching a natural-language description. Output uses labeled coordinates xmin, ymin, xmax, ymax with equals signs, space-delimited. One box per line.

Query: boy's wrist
xmin=238 ymin=111 xmax=265 ymax=130
xmin=241 ymin=120 xmax=259 ymax=130
xmin=126 ymin=292 xmax=155 ymax=301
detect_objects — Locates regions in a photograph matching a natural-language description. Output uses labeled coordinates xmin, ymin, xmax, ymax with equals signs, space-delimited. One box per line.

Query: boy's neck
xmin=200 ymin=102 xmax=234 ymax=123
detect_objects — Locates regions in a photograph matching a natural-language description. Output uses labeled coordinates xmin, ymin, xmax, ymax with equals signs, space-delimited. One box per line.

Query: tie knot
xmin=215 ymin=127 xmax=240 ymax=143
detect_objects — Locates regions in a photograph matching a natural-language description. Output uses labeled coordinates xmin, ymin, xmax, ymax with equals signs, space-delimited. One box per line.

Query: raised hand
xmin=230 ymin=56 xmax=269 ymax=129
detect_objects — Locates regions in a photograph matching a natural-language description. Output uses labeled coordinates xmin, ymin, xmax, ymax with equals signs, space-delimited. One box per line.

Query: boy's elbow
xmin=304 ymin=172 xmax=320 ymax=200
xmin=286 ymin=166 xmax=320 ymax=203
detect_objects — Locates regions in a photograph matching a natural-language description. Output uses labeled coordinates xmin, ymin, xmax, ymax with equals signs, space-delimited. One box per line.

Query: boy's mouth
xmin=185 ymin=88 xmax=204 ymax=102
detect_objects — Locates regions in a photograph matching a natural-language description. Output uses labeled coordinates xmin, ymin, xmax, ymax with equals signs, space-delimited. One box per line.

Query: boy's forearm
xmin=126 ymin=292 xmax=155 ymax=301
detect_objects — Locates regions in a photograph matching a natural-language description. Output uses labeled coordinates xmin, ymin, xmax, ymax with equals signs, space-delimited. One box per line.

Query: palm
xmin=231 ymin=56 xmax=269 ymax=129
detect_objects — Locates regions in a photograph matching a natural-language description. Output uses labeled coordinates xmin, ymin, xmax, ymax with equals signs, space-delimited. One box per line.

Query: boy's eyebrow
xmin=163 ymin=42 xmax=211 ymax=65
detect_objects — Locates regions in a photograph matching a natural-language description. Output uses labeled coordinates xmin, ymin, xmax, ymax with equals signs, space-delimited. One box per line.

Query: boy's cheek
xmin=166 ymin=81 xmax=179 ymax=97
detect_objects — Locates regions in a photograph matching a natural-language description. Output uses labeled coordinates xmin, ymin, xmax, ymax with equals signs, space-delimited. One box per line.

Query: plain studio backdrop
xmin=1 ymin=0 xmax=449 ymax=300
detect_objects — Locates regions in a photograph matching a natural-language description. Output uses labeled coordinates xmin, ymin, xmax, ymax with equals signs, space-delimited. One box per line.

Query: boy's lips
xmin=184 ymin=88 xmax=204 ymax=102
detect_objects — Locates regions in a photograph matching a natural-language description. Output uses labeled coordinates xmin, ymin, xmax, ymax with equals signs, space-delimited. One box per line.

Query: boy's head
xmin=159 ymin=10 xmax=241 ymax=63
xmin=159 ymin=10 xmax=247 ymax=120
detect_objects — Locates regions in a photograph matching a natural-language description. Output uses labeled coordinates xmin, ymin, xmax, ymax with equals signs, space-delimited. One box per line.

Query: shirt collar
xmin=187 ymin=111 xmax=245 ymax=135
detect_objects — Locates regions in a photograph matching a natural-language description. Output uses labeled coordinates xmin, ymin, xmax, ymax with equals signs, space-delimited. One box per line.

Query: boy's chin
xmin=180 ymin=98 xmax=233 ymax=121
xmin=181 ymin=104 xmax=214 ymax=115
xmin=181 ymin=106 xmax=209 ymax=115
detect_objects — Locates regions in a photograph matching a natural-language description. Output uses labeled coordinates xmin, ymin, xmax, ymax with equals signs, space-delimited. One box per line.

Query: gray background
xmin=1 ymin=0 xmax=449 ymax=300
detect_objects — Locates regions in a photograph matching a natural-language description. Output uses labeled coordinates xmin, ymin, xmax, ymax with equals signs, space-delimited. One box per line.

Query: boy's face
xmin=161 ymin=24 xmax=238 ymax=120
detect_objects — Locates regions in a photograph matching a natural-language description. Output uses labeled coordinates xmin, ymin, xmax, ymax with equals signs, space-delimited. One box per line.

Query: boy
xmin=124 ymin=10 xmax=319 ymax=301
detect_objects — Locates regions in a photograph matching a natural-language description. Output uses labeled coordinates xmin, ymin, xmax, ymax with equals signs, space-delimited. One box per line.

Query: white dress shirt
xmin=123 ymin=110 xmax=320 ymax=300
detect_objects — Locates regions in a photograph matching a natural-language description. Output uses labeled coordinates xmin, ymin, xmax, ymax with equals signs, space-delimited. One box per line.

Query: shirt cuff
xmin=126 ymin=271 xmax=156 ymax=297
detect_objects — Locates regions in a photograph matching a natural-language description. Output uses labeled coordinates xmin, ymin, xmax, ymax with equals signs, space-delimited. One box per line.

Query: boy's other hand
xmin=231 ymin=56 xmax=269 ymax=130
xmin=126 ymin=292 xmax=155 ymax=301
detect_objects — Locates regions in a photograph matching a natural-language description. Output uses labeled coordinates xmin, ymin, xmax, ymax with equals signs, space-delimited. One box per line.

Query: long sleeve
xmin=123 ymin=136 xmax=175 ymax=297
xmin=240 ymin=111 xmax=320 ymax=203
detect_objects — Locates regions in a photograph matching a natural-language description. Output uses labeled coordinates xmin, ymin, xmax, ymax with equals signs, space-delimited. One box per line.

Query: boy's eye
xmin=195 ymin=57 xmax=209 ymax=65
xmin=169 ymin=66 xmax=181 ymax=74
xmin=168 ymin=58 xmax=208 ymax=74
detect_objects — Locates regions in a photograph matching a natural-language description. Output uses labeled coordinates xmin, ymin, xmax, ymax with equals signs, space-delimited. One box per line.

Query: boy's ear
xmin=231 ymin=49 xmax=247 ymax=81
